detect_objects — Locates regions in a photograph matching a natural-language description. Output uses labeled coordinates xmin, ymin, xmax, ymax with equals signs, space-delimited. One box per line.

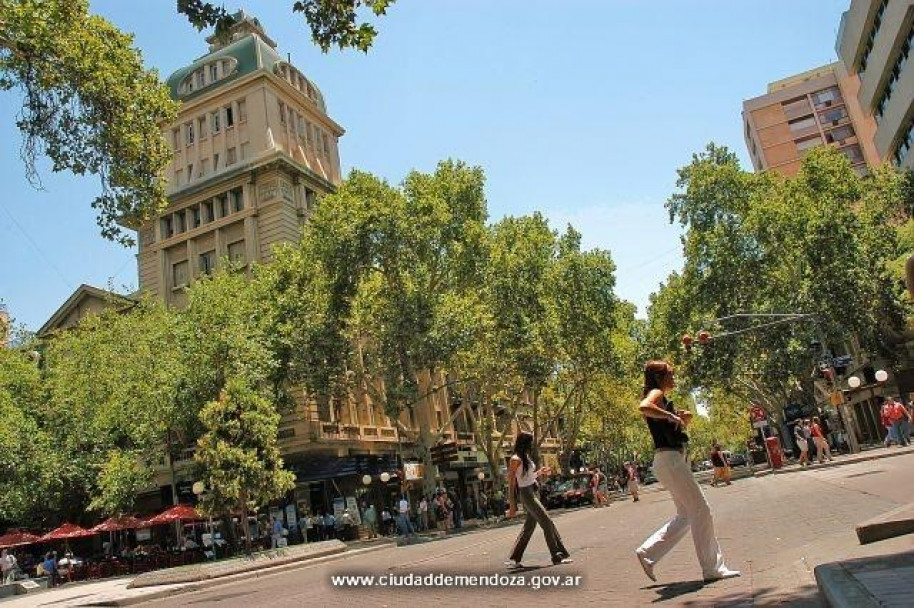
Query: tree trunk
xmin=239 ymin=494 xmax=252 ymax=555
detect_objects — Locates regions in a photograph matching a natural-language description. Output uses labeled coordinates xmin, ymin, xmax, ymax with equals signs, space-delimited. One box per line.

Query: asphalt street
xmin=139 ymin=453 xmax=914 ymax=607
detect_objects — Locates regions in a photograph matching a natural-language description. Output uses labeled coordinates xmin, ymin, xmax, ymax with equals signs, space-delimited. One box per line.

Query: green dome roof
xmin=165 ymin=33 xmax=280 ymax=101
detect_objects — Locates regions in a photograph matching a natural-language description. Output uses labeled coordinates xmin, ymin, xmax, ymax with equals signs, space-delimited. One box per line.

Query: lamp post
xmin=192 ymin=482 xmax=215 ymax=553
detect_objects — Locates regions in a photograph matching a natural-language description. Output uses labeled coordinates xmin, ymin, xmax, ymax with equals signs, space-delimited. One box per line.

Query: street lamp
xmin=380 ymin=472 xmax=390 ymax=483
xmin=848 ymin=376 xmax=861 ymax=388
xmin=477 ymin=471 xmax=485 ymax=481
xmin=875 ymin=369 xmax=889 ymax=383
xmin=361 ymin=474 xmax=372 ymax=486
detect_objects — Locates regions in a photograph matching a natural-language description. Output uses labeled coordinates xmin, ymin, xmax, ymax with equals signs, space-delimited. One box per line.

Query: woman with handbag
xmin=505 ymin=430 xmax=572 ymax=568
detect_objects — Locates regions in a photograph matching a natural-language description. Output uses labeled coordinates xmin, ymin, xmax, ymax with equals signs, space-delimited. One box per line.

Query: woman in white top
xmin=505 ymin=431 xmax=572 ymax=568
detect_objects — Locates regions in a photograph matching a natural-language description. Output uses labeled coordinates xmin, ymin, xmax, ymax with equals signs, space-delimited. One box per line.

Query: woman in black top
xmin=634 ymin=360 xmax=740 ymax=583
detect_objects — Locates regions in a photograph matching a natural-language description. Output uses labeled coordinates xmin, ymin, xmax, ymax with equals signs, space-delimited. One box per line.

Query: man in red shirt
xmin=810 ymin=416 xmax=833 ymax=463
xmin=885 ymin=397 xmax=910 ymax=447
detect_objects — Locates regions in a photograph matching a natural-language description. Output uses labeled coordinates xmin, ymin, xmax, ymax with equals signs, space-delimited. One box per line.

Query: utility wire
xmin=1 ymin=203 xmax=75 ymax=290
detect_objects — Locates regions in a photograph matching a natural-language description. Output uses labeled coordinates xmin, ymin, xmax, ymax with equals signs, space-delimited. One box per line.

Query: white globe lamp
xmin=380 ymin=472 xmax=391 ymax=483
xmin=875 ymin=369 xmax=889 ymax=382
xmin=847 ymin=376 xmax=861 ymax=388
xmin=361 ymin=474 xmax=372 ymax=486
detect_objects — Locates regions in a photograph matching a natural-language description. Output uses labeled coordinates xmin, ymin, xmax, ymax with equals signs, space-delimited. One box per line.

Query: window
xmin=230 ymin=188 xmax=243 ymax=212
xmin=841 ymin=144 xmax=864 ymax=164
xmin=278 ymin=100 xmax=286 ymax=124
xmin=825 ymin=125 xmax=854 ymax=144
xmin=306 ymin=121 xmax=314 ymax=146
xmin=195 ymin=70 xmax=204 ymax=89
xmin=227 ymin=240 xmax=246 ymax=265
xmin=226 ymin=147 xmax=236 ymax=166
xmin=203 ymin=199 xmax=214 ymax=223
xmin=191 ymin=205 xmax=201 ymax=228
xmin=788 ymin=116 xmax=817 ymax=133
xmin=812 ymin=87 xmax=842 ymax=109
xmin=186 ymin=164 xmax=193 ymax=182
xmin=297 ymin=113 xmax=305 ymax=138
xmin=796 ymin=136 xmax=823 ymax=153
xmin=860 ymin=0 xmax=889 ymax=73
xmin=199 ymin=250 xmax=216 ymax=275
xmin=209 ymin=64 xmax=218 ymax=83
xmin=893 ymin=117 xmax=914 ymax=166
xmin=198 ymin=116 xmax=207 ymax=139
xmin=200 ymin=158 xmax=209 ymax=177
xmin=161 ymin=215 xmax=174 ymax=238
xmin=184 ymin=122 xmax=194 ymax=145
xmin=213 ymin=153 xmax=220 ymax=171
xmin=240 ymin=142 xmax=250 ymax=160
xmin=875 ymin=24 xmax=913 ymax=119
xmin=172 ymin=128 xmax=181 ymax=150
xmin=225 ymin=105 xmax=234 ymax=127
xmin=211 ymin=111 xmax=221 ymax=133
xmin=304 ymin=188 xmax=317 ymax=211
xmin=174 ymin=169 xmax=183 ymax=187
xmin=216 ymin=194 xmax=228 ymax=218
xmin=172 ymin=260 xmax=189 ymax=289
xmin=322 ymin=133 xmax=330 ymax=155
xmin=820 ymin=107 xmax=848 ymax=125
xmin=175 ymin=211 xmax=186 ymax=233
xmin=237 ymin=99 xmax=247 ymax=122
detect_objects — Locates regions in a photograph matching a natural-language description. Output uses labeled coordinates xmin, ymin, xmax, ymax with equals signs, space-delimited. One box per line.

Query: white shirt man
xmin=397 ymin=498 xmax=414 ymax=536
xmin=1 ymin=550 xmax=16 ymax=584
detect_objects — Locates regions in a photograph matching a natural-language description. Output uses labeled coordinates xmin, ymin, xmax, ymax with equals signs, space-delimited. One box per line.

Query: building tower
xmin=136 ymin=12 xmax=344 ymax=307
xmin=742 ymin=63 xmax=879 ymax=177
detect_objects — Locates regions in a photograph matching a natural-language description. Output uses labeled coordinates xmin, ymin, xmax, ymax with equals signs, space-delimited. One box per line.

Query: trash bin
xmin=764 ymin=436 xmax=783 ymax=469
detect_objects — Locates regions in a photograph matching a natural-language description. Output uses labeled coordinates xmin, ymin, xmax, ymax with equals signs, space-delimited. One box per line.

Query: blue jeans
xmin=891 ymin=421 xmax=909 ymax=446
xmin=397 ymin=514 xmax=414 ymax=535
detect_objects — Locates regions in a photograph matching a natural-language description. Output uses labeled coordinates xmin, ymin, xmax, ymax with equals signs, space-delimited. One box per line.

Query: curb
xmin=856 ymin=504 xmax=914 ymax=544
xmin=814 ymin=562 xmax=880 ymax=608
xmin=756 ymin=446 xmax=914 ymax=478
xmin=92 ymin=544 xmax=395 ymax=606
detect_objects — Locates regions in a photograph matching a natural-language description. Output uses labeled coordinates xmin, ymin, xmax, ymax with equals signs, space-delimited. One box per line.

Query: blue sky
xmin=0 ymin=0 xmax=848 ymax=330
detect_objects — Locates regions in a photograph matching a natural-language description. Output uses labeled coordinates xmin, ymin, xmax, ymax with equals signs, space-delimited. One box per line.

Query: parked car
xmin=562 ymin=476 xmax=594 ymax=507
xmin=728 ymin=453 xmax=749 ymax=468
xmin=641 ymin=471 xmax=658 ymax=485
xmin=544 ymin=480 xmax=572 ymax=510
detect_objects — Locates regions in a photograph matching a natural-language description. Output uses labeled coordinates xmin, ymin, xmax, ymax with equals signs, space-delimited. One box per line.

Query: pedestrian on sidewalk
xmin=626 ymin=461 xmax=640 ymax=502
xmin=710 ymin=444 xmax=731 ymax=486
xmin=1 ymin=549 xmax=16 ymax=585
xmin=793 ymin=422 xmax=809 ymax=466
xmin=363 ymin=504 xmax=378 ymax=538
xmin=887 ymin=397 xmax=910 ymax=447
xmin=811 ymin=417 xmax=834 ymax=462
xmin=418 ymin=496 xmax=429 ymax=531
xmin=397 ymin=496 xmax=415 ymax=537
xmin=505 ymin=430 xmax=572 ymax=568
xmin=881 ymin=399 xmax=902 ymax=447
xmin=635 ymin=360 xmax=739 ymax=583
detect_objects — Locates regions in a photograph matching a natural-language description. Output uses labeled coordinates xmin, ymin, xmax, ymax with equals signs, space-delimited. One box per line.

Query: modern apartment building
xmin=136 ymin=12 xmax=344 ymax=308
xmin=837 ymin=0 xmax=914 ymax=168
xmin=742 ymin=63 xmax=878 ymax=176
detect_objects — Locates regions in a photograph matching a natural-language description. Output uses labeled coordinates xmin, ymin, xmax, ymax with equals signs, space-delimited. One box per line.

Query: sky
xmin=0 ymin=0 xmax=849 ymax=331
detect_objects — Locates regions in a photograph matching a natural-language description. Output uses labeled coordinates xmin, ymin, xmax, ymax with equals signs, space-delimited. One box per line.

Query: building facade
xmin=837 ymin=0 xmax=914 ymax=169
xmin=137 ymin=13 xmax=343 ymax=308
xmin=742 ymin=63 xmax=878 ymax=176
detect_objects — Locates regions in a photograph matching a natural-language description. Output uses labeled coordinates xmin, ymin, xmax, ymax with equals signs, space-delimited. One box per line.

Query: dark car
xmin=561 ymin=475 xmax=595 ymax=507
xmin=641 ymin=471 xmax=658 ymax=485
xmin=728 ymin=453 xmax=749 ymax=468
xmin=544 ymin=480 xmax=573 ymax=509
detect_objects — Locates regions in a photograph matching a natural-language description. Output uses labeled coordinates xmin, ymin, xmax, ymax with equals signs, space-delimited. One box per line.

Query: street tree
xmin=0 ymin=0 xmax=178 ymax=245
xmin=178 ymin=0 xmax=395 ymax=52
xmin=194 ymin=377 xmax=295 ymax=554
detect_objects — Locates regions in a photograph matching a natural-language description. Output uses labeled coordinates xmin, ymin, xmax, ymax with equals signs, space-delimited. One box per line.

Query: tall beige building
xmin=742 ymin=63 xmax=878 ymax=176
xmin=837 ymin=0 xmax=914 ymax=168
xmin=136 ymin=13 xmax=343 ymax=307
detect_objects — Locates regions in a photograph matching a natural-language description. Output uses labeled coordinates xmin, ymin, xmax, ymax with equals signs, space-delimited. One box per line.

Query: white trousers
xmin=637 ymin=451 xmax=729 ymax=578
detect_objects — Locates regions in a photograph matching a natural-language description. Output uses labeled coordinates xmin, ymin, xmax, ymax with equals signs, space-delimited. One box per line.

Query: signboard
xmin=345 ymin=497 xmax=362 ymax=525
xmin=404 ymin=462 xmax=424 ymax=480
xmin=332 ymin=497 xmax=345 ymax=519
xmin=750 ymin=406 xmax=766 ymax=423
xmin=752 ymin=420 xmax=769 ymax=429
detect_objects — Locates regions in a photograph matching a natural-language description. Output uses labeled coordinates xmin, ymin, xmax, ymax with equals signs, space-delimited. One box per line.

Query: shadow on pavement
xmin=670 ymin=584 xmax=822 ymax=607
xmin=644 ymin=579 xmax=706 ymax=602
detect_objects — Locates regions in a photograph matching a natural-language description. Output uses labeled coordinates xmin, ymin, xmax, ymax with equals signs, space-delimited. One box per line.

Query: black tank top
xmin=646 ymin=395 xmax=688 ymax=449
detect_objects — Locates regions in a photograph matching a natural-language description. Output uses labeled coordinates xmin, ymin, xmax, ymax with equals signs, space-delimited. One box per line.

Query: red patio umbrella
xmin=39 ymin=523 xmax=94 ymax=542
xmin=0 ymin=530 xmax=41 ymax=549
xmin=144 ymin=504 xmax=201 ymax=526
xmin=91 ymin=516 xmax=144 ymax=533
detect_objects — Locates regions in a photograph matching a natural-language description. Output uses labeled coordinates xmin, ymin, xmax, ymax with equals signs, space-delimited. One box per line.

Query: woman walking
xmin=505 ymin=431 xmax=572 ymax=568
xmin=793 ymin=421 xmax=809 ymax=466
xmin=634 ymin=360 xmax=739 ymax=583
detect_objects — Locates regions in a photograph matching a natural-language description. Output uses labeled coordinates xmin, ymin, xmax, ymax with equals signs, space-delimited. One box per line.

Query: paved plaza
xmin=124 ymin=452 xmax=913 ymax=608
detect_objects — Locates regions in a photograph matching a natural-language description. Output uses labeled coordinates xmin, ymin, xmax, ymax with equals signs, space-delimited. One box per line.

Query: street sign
xmin=429 ymin=441 xmax=459 ymax=466
xmin=752 ymin=420 xmax=768 ymax=429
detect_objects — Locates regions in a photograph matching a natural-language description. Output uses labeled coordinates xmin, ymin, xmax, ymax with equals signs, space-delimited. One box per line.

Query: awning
xmin=288 ymin=454 xmax=397 ymax=484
